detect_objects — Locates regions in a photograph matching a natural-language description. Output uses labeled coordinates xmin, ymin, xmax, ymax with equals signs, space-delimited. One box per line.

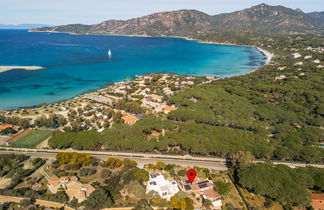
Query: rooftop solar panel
xmin=149 ymin=181 xmax=157 ymax=185
xmin=198 ymin=183 xmax=208 ymax=188
xmin=185 ymin=180 xmax=191 ymax=184
xmin=198 ymin=180 xmax=209 ymax=185
xmin=184 ymin=185 xmax=191 ymax=190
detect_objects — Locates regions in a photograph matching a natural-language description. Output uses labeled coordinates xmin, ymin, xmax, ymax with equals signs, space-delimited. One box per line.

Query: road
xmin=0 ymin=147 xmax=323 ymax=169
xmin=0 ymin=149 xmax=228 ymax=170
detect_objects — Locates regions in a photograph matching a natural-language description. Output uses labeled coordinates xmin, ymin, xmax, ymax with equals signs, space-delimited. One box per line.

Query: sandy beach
xmin=0 ymin=66 xmax=44 ymax=73
xmin=256 ymin=47 xmax=274 ymax=65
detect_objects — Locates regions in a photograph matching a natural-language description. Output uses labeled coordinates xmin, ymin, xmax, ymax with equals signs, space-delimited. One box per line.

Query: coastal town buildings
xmin=146 ymin=173 xmax=179 ymax=200
xmin=275 ymin=75 xmax=287 ymax=80
xmin=0 ymin=124 xmax=14 ymax=132
xmin=292 ymin=52 xmax=301 ymax=59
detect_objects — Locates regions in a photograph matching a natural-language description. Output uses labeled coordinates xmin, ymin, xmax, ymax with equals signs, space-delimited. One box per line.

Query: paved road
xmin=0 ymin=147 xmax=323 ymax=169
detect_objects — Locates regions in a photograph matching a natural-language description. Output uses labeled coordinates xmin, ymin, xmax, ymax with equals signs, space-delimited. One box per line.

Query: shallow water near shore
xmin=0 ymin=30 xmax=265 ymax=109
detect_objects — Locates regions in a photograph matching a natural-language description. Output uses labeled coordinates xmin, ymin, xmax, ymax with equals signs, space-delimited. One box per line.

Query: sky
xmin=1 ymin=0 xmax=324 ymax=25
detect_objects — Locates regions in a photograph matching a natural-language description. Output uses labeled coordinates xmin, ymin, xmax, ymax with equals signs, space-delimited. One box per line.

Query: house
xmin=314 ymin=59 xmax=321 ymax=64
xmin=292 ymin=53 xmax=301 ymax=59
xmin=311 ymin=194 xmax=324 ymax=210
xmin=294 ymin=61 xmax=303 ymax=66
xmin=47 ymin=176 xmax=95 ymax=202
xmin=146 ymin=173 xmax=179 ymax=201
xmin=122 ymin=114 xmax=139 ymax=125
xmin=0 ymin=138 xmax=7 ymax=145
xmin=179 ymin=177 xmax=222 ymax=209
xmin=163 ymin=87 xmax=173 ymax=96
xmin=146 ymin=94 xmax=163 ymax=102
xmin=163 ymin=106 xmax=177 ymax=114
xmin=304 ymin=55 xmax=312 ymax=60
xmin=0 ymin=124 xmax=14 ymax=132
xmin=275 ymin=75 xmax=287 ymax=80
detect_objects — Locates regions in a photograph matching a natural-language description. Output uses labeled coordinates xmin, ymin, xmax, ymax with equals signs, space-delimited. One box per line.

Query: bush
xmin=177 ymin=170 xmax=186 ymax=177
xmin=214 ymin=181 xmax=231 ymax=196
xmin=79 ymin=168 xmax=97 ymax=176
xmin=100 ymin=169 xmax=112 ymax=179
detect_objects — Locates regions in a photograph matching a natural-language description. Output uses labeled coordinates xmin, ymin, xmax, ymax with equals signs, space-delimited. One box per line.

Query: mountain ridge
xmin=30 ymin=4 xmax=324 ymax=35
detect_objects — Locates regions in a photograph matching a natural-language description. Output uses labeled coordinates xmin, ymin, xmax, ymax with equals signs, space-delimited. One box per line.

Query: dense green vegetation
xmin=0 ymin=154 xmax=45 ymax=189
xmin=236 ymin=163 xmax=324 ymax=207
xmin=47 ymin=33 xmax=323 ymax=162
xmin=13 ymin=129 xmax=54 ymax=148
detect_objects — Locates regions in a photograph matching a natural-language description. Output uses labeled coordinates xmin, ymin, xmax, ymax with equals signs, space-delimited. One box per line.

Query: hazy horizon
xmin=1 ymin=0 xmax=324 ymax=26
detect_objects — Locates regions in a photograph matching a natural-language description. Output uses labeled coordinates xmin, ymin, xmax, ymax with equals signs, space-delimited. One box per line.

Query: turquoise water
xmin=0 ymin=30 xmax=265 ymax=109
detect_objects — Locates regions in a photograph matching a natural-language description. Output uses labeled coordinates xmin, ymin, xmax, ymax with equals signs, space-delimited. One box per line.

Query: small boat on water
xmin=108 ymin=49 xmax=112 ymax=57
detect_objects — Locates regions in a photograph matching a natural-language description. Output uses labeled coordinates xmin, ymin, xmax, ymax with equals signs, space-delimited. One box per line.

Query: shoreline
xmin=29 ymin=30 xmax=274 ymax=66
xmin=0 ymin=31 xmax=274 ymax=111
xmin=0 ymin=66 xmax=44 ymax=74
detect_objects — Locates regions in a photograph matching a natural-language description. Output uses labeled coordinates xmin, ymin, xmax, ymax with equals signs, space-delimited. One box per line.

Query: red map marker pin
xmin=186 ymin=169 xmax=197 ymax=184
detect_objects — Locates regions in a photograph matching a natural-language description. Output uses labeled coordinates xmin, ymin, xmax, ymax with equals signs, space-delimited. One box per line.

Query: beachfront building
xmin=179 ymin=177 xmax=222 ymax=209
xmin=47 ymin=175 xmax=95 ymax=202
xmin=146 ymin=173 xmax=179 ymax=201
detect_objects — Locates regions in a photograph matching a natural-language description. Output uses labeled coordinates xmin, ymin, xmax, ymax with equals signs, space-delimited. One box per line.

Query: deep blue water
xmin=0 ymin=30 xmax=265 ymax=109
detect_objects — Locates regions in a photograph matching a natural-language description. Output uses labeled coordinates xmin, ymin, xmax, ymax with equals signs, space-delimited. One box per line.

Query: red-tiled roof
xmin=0 ymin=124 xmax=13 ymax=131
xmin=312 ymin=194 xmax=324 ymax=200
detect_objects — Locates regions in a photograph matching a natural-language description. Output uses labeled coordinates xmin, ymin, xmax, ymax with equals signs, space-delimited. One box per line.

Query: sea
xmin=0 ymin=30 xmax=266 ymax=109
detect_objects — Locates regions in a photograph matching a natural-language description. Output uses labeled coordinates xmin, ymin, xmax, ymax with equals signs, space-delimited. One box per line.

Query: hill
xmin=31 ymin=4 xmax=324 ymax=35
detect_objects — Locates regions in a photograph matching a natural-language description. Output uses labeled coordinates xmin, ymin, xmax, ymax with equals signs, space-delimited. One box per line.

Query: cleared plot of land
xmin=13 ymin=130 xmax=54 ymax=148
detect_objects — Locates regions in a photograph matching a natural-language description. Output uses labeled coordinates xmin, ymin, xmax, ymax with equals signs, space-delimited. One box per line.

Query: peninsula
xmin=0 ymin=66 xmax=43 ymax=73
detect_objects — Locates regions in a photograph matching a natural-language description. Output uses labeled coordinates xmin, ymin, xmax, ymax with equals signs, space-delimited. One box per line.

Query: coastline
xmin=0 ymin=31 xmax=274 ymax=111
xmin=0 ymin=66 xmax=44 ymax=74
xmin=29 ymin=30 xmax=274 ymax=67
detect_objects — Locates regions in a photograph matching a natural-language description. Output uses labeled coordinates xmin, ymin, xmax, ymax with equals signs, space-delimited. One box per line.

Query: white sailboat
xmin=108 ymin=49 xmax=112 ymax=58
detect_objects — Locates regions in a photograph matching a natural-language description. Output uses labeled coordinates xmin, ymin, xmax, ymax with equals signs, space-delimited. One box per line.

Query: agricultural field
xmin=13 ymin=129 xmax=54 ymax=148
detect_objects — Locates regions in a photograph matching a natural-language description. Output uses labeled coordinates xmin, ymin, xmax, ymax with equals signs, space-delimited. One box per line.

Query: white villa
xmin=146 ymin=173 xmax=179 ymax=200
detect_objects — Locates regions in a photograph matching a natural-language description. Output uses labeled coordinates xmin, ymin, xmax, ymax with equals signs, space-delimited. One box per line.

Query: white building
xmin=146 ymin=173 xmax=179 ymax=200
xmin=304 ymin=55 xmax=312 ymax=60
xmin=292 ymin=52 xmax=301 ymax=59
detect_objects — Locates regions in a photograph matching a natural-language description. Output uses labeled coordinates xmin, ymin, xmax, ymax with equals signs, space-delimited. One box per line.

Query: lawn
xmin=13 ymin=129 xmax=54 ymax=148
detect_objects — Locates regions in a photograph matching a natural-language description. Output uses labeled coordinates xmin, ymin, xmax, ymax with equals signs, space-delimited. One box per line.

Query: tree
xmin=231 ymin=151 xmax=255 ymax=170
xmin=156 ymin=161 xmax=166 ymax=170
xmin=100 ymin=169 xmax=112 ymax=179
xmin=214 ymin=181 xmax=231 ymax=196
xmin=132 ymin=199 xmax=153 ymax=210
xmin=169 ymin=194 xmax=194 ymax=209
xmin=126 ymin=180 xmax=146 ymax=198
xmin=123 ymin=159 xmax=137 ymax=169
xmin=134 ymin=169 xmax=149 ymax=183
xmin=79 ymin=168 xmax=97 ymax=176
xmin=177 ymin=169 xmax=186 ymax=176
xmin=20 ymin=198 xmax=32 ymax=207
xmin=46 ymin=191 xmax=69 ymax=203
xmin=83 ymin=187 xmax=113 ymax=210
